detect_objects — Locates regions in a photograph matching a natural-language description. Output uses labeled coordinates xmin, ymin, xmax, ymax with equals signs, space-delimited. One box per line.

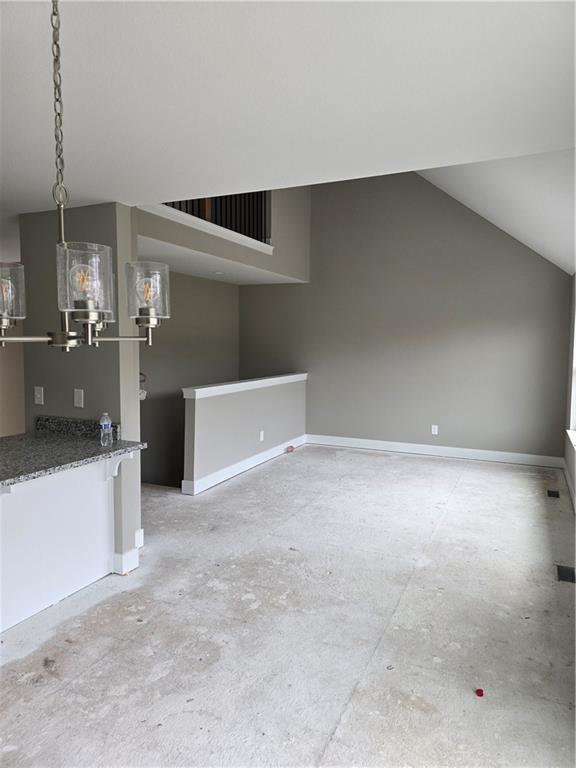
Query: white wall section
xmin=1 ymin=2 xmax=572 ymax=213
xmin=0 ymin=457 xmax=135 ymax=631
xmin=183 ymin=374 xmax=308 ymax=400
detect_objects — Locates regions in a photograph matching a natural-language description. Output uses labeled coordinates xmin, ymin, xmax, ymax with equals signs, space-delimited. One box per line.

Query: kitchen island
xmin=0 ymin=428 xmax=145 ymax=631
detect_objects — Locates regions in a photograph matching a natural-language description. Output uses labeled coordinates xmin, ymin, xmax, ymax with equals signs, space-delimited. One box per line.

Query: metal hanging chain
xmin=51 ymin=0 xmax=69 ymax=208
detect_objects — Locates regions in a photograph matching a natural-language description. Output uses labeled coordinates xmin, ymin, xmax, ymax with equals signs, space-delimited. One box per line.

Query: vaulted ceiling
xmin=1 ymin=1 xmax=573 ymax=272
xmin=420 ymin=150 xmax=574 ymax=274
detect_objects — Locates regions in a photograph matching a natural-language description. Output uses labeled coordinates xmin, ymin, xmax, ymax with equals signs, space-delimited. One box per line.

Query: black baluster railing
xmin=164 ymin=191 xmax=270 ymax=244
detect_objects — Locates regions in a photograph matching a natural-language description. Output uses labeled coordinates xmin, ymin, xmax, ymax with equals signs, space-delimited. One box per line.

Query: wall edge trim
xmin=183 ymin=373 xmax=308 ymax=400
xmin=113 ymin=548 xmax=139 ymax=575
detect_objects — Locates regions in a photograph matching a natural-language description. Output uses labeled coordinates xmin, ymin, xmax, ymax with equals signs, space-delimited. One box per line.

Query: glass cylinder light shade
xmin=56 ymin=242 xmax=114 ymax=318
xmin=0 ymin=262 xmax=26 ymax=320
xmin=125 ymin=261 xmax=170 ymax=319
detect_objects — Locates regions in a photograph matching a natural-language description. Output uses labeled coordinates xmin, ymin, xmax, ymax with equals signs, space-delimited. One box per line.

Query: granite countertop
xmin=0 ymin=432 xmax=146 ymax=488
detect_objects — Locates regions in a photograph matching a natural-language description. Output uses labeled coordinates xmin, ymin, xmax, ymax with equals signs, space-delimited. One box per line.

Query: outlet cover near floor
xmin=431 ymin=424 xmax=439 ymax=436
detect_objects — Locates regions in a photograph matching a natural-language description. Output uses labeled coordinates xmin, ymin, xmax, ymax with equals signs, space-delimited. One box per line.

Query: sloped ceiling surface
xmin=420 ymin=150 xmax=575 ymax=274
xmin=0 ymin=2 xmax=573 ymax=272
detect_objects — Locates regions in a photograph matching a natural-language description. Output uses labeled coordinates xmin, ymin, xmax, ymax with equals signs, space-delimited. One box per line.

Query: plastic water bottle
xmin=99 ymin=412 xmax=113 ymax=448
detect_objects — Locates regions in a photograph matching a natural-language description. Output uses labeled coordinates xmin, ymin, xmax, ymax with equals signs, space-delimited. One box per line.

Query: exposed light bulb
xmin=69 ymin=262 xmax=101 ymax=305
xmin=126 ymin=261 xmax=170 ymax=322
xmin=58 ymin=243 xmax=113 ymax=318
xmin=136 ymin=275 xmax=161 ymax=309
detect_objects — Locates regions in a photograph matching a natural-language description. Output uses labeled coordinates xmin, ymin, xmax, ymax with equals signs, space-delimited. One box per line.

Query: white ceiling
xmin=138 ymin=235 xmax=299 ymax=285
xmin=420 ymin=150 xmax=575 ymax=274
xmin=1 ymin=2 xmax=574 ymax=272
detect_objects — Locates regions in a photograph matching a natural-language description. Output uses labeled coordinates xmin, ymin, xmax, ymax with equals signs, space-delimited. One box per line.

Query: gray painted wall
xmin=140 ymin=272 xmax=239 ymax=486
xmin=183 ymin=380 xmax=306 ymax=482
xmin=565 ymin=277 xmax=575 ymax=504
xmin=19 ymin=203 xmax=141 ymax=556
xmin=240 ymin=173 xmax=572 ymax=458
xmin=0 ymin=344 xmax=24 ymax=436
xmin=0 ymin=227 xmax=25 ymax=437
xmin=270 ymin=187 xmax=311 ymax=282
xmin=20 ymin=205 xmax=122 ymax=428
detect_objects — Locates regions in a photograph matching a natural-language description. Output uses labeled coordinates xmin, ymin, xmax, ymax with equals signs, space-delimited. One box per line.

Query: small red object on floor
xmin=286 ymin=445 xmax=295 ymax=453
xmin=475 ymin=688 xmax=484 ymax=697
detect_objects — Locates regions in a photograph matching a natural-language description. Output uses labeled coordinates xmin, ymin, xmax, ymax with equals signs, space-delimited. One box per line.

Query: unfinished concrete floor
xmin=1 ymin=446 xmax=574 ymax=767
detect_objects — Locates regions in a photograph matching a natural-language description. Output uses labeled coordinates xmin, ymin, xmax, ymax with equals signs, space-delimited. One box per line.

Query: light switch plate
xmin=34 ymin=386 xmax=44 ymax=406
xmin=74 ymin=388 xmax=84 ymax=408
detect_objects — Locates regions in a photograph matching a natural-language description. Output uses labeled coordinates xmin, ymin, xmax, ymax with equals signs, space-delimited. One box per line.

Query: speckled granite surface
xmin=0 ymin=433 xmax=146 ymax=488
xmin=35 ymin=415 xmax=122 ymax=441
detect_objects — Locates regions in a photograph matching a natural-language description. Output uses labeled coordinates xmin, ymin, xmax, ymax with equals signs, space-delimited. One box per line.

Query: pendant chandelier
xmin=0 ymin=0 xmax=170 ymax=351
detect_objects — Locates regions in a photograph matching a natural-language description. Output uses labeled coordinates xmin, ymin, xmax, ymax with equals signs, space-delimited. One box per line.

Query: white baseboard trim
xmin=306 ymin=434 xmax=565 ymax=469
xmin=182 ymin=435 xmax=306 ymax=495
xmin=180 ymin=433 xmax=564 ymax=498
xmin=113 ymin=548 xmax=139 ymax=575
xmin=134 ymin=528 xmax=144 ymax=549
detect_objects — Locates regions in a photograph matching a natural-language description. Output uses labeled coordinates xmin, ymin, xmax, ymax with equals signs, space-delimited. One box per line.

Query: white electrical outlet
xmin=259 ymin=430 xmax=265 ymax=442
xmin=34 ymin=386 xmax=44 ymax=405
xmin=74 ymin=388 xmax=84 ymax=408
xmin=431 ymin=424 xmax=439 ymax=436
